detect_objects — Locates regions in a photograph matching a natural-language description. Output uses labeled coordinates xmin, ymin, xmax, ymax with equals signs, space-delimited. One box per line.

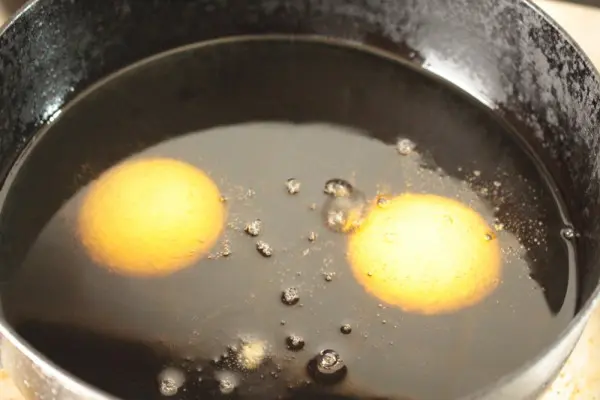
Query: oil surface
xmin=0 ymin=37 xmax=577 ymax=400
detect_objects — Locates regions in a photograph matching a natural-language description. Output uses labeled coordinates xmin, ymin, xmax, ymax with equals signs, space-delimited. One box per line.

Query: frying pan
xmin=0 ymin=0 xmax=600 ymax=399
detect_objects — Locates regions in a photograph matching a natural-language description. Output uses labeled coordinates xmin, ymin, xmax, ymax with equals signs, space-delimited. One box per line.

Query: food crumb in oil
xmin=281 ymin=287 xmax=300 ymax=306
xmin=256 ymin=240 xmax=273 ymax=257
xmin=308 ymin=231 xmax=318 ymax=242
xmin=286 ymin=334 xmax=305 ymax=351
xmin=286 ymin=178 xmax=301 ymax=194
xmin=244 ymin=219 xmax=262 ymax=237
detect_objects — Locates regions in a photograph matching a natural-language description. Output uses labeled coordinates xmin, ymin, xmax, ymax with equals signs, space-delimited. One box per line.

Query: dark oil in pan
xmin=0 ymin=36 xmax=577 ymax=400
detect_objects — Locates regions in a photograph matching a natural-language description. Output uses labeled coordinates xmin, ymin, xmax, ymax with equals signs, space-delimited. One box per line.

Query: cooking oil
xmin=0 ymin=36 xmax=577 ymax=400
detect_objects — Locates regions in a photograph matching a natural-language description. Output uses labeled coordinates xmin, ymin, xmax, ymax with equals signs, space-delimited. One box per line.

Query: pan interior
xmin=0 ymin=36 xmax=577 ymax=400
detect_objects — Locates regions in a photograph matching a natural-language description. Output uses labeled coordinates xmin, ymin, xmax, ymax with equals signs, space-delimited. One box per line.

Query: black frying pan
xmin=0 ymin=1 xmax=599 ymax=400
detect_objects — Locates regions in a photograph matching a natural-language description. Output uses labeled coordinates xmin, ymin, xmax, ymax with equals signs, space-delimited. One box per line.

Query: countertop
xmin=0 ymin=0 xmax=600 ymax=399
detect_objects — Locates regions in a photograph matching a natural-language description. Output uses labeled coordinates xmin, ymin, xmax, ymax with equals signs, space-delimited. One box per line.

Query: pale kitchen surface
xmin=0 ymin=0 xmax=600 ymax=399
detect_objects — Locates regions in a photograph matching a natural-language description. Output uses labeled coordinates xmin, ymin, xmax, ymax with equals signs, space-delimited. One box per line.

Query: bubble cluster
xmin=244 ymin=219 xmax=262 ymax=237
xmin=396 ymin=138 xmax=416 ymax=155
xmin=157 ymin=367 xmax=185 ymax=397
xmin=256 ymin=240 xmax=273 ymax=257
xmin=281 ymin=287 xmax=300 ymax=306
xmin=322 ymin=189 xmax=367 ymax=233
xmin=215 ymin=371 xmax=238 ymax=395
xmin=286 ymin=178 xmax=301 ymax=194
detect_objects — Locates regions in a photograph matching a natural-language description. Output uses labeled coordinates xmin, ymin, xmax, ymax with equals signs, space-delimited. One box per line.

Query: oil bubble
xmin=376 ymin=195 xmax=391 ymax=208
xmin=281 ymin=287 xmax=300 ymax=305
xmin=396 ymin=138 xmax=416 ymax=155
xmin=561 ymin=226 xmax=575 ymax=240
xmin=340 ymin=324 xmax=352 ymax=334
xmin=256 ymin=240 xmax=273 ymax=257
xmin=308 ymin=231 xmax=318 ymax=242
xmin=322 ymin=190 xmax=367 ymax=233
xmin=222 ymin=240 xmax=232 ymax=257
xmin=286 ymin=334 xmax=306 ymax=351
xmin=244 ymin=219 xmax=262 ymax=237
xmin=216 ymin=371 xmax=238 ymax=395
xmin=307 ymin=349 xmax=347 ymax=385
xmin=157 ymin=367 xmax=185 ymax=396
xmin=286 ymin=178 xmax=301 ymax=194
xmin=324 ymin=178 xmax=353 ymax=198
